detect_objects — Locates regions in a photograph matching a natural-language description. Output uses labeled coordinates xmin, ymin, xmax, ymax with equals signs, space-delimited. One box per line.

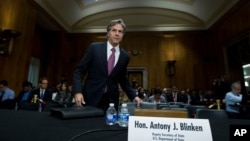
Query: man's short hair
xmin=0 ymin=80 xmax=8 ymax=86
xmin=22 ymin=81 xmax=32 ymax=88
xmin=153 ymin=87 xmax=162 ymax=95
xmin=39 ymin=77 xmax=48 ymax=83
xmin=106 ymin=19 xmax=126 ymax=33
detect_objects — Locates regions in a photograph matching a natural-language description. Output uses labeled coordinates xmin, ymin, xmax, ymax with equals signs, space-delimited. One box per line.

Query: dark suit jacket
xmin=28 ymin=88 xmax=52 ymax=102
xmin=73 ymin=42 xmax=137 ymax=107
xmin=166 ymin=93 xmax=183 ymax=102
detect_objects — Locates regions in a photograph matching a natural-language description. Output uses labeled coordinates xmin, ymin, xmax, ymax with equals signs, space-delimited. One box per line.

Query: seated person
xmin=54 ymin=82 xmax=72 ymax=103
xmin=137 ymin=87 xmax=148 ymax=102
xmin=0 ymin=80 xmax=15 ymax=109
xmin=28 ymin=77 xmax=53 ymax=103
xmin=225 ymin=81 xmax=243 ymax=118
xmin=179 ymin=90 xmax=188 ymax=103
xmin=148 ymin=87 xmax=166 ymax=103
xmin=118 ymin=84 xmax=130 ymax=105
xmin=17 ymin=81 xmax=33 ymax=103
xmin=190 ymin=89 xmax=206 ymax=105
xmin=166 ymin=85 xmax=182 ymax=103
xmin=203 ymin=89 xmax=215 ymax=106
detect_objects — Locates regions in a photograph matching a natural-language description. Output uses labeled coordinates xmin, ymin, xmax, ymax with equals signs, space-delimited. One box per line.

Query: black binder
xmin=50 ymin=106 xmax=104 ymax=119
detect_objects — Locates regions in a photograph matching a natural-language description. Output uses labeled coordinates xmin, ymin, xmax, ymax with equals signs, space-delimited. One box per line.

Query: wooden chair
xmin=134 ymin=109 xmax=188 ymax=118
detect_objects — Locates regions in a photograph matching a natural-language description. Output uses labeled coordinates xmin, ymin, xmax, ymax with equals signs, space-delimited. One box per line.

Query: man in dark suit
xmin=28 ymin=77 xmax=52 ymax=102
xmin=73 ymin=19 xmax=141 ymax=111
xmin=166 ymin=85 xmax=181 ymax=102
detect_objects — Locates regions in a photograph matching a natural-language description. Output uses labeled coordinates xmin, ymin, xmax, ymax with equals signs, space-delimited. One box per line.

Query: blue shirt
xmin=21 ymin=89 xmax=31 ymax=102
xmin=0 ymin=88 xmax=15 ymax=102
xmin=225 ymin=91 xmax=242 ymax=113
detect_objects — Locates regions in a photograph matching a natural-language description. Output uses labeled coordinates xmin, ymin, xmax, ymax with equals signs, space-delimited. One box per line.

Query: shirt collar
xmin=107 ymin=41 xmax=119 ymax=51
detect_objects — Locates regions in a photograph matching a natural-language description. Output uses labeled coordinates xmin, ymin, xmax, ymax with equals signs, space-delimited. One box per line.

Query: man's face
xmin=23 ymin=86 xmax=31 ymax=91
xmin=172 ymin=87 xmax=177 ymax=93
xmin=40 ymin=80 xmax=48 ymax=89
xmin=232 ymin=84 xmax=241 ymax=95
xmin=107 ymin=24 xmax=124 ymax=47
xmin=154 ymin=93 xmax=161 ymax=99
xmin=0 ymin=84 xmax=6 ymax=92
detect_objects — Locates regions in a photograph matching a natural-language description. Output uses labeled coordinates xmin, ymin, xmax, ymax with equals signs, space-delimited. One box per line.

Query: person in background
xmin=166 ymin=85 xmax=181 ymax=102
xmin=72 ymin=19 xmax=141 ymax=111
xmin=225 ymin=81 xmax=243 ymax=119
xmin=203 ymin=89 xmax=215 ymax=106
xmin=148 ymin=87 xmax=166 ymax=103
xmin=54 ymin=81 xmax=72 ymax=103
xmin=17 ymin=81 xmax=33 ymax=103
xmin=118 ymin=84 xmax=129 ymax=105
xmin=0 ymin=80 xmax=15 ymax=108
xmin=137 ymin=87 xmax=148 ymax=102
xmin=162 ymin=87 xmax=171 ymax=101
xmin=28 ymin=77 xmax=53 ymax=103
xmin=191 ymin=89 xmax=206 ymax=105
xmin=212 ymin=75 xmax=231 ymax=100
xmin=131 ymin=80 xmax=140 ymax=95
xmin=179 ymin=89 xmax=188 ymax=103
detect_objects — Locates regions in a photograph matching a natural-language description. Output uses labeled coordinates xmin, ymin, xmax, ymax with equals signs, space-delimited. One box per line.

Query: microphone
xmin=208 ymin=103 xmax=215 ymax=109
xmin=208 ymin=99 xmax=221 ymax=109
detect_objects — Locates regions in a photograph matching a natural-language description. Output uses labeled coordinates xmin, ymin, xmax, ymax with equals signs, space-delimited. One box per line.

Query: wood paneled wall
xmin=66 ymin=31 xmax=210 ymax=90
xmin=1 ymin=0 xmax=250 ymax=96
xmin=0 ymin=0 xmax=37 ymax=95
xmin=209 ymin=0 xmax=250 ymax=84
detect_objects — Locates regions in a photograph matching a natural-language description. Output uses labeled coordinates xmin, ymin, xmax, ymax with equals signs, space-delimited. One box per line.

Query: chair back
xmin=157 ymin=103 xmax=169 ymax=109
xmin=169 ymin=107 xmax=187 ymax=112
xmin=140 ymin=102 xmax=157 ymax=109
xmin=186 ymin=105 xmax=207 ymax=118
xmin=123 ymin=102 xmax=137 ymax=115
xmin=168 ymin=102 xmax=184 ymax=105
xmin=196 ymin=109 xmax=229 ymax=119
xmin=169 ymin=105 xmax=180 ymax=108
xmin=179 ymin=103 xmax=190 ymax=108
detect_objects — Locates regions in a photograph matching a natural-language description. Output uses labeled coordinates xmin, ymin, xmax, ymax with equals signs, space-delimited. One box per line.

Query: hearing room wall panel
xmin=0 ymin=0 xmax=37 ymax=94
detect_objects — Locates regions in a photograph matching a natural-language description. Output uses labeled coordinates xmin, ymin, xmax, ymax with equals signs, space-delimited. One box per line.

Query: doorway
xmin=127 ymin=67 xmax=148 ymax=89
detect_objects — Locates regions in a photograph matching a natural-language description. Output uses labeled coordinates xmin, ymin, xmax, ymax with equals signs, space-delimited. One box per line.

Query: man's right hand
xmin=74 ymin=93 xmax=86 ymax=106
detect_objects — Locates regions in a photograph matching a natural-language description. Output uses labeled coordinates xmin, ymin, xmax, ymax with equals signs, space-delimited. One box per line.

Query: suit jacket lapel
xmin=100 ymin=43 xmax=108 ymax=75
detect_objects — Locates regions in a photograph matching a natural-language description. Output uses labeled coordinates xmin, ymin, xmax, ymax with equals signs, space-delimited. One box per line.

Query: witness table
xmin=0 ymin=109 xmax=126 ymax=141
xmin=0 ymin=109 xmax=250 ymax=141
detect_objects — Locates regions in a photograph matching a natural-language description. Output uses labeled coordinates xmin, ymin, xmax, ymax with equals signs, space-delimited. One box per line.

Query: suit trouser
xmin=97 ymin=92 xmax=110 ymax=112
xmin=97 ymin=92 xmax=119 ymax=112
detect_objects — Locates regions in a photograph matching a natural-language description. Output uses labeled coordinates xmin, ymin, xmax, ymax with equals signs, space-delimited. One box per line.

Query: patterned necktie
xmin=104 ymin=48 xmax=116 ymax=93
xmin=108 ymin=48 xmax=116 ymax=75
